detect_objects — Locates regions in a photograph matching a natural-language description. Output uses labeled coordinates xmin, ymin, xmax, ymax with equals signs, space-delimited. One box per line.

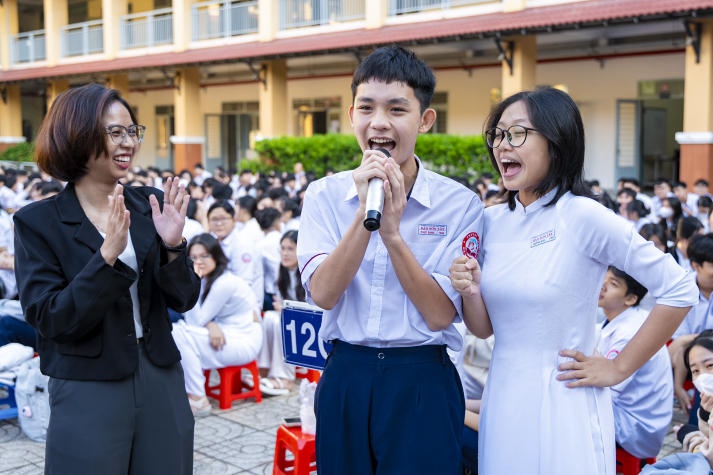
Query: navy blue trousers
xmin=314 ymin=340 xmax=464 ymax=475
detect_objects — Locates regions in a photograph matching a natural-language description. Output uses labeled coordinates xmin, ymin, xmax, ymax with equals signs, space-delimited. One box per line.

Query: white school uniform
xmin=216 ymin=227 xmax=264 ymax=311
xmin=478 ymin=189 xmax=697 ymax=475
xmin=597 ymin=306 xmax=673 ymax=459
xmin=673 ymin=288 xmax=713 ymax=338
xmin=257 ymin=269 xmax=301 ymax=381
xmin=259 ymin=229 xmax=281 ymax=297
xmin=172 ymin=272 xmax=262 ymax=396
xmin=297 ymin=157 xmax=483 ymax=350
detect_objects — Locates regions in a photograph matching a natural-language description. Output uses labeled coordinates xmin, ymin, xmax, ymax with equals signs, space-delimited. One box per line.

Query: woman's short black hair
xmin=34 ymin=83 xmax=138 ymax=182
xmin=484 ymin=87 xmax=591 ymax=210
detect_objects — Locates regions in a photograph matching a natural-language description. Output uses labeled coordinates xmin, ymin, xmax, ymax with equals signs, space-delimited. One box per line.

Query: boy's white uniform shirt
xmin=672 ymin=287 xmax=713 ymax=338
xmin=597 ymin=306 xmax=673 ymax=459
xmin=297 ymin=157 xmax=483 ymax=351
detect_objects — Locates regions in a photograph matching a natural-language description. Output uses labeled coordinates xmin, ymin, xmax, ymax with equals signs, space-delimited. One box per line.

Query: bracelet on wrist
xmin=162 ymin=237 xmax=187 ymax=253
xmin=701 ymin=408 xmax=710 ymax=423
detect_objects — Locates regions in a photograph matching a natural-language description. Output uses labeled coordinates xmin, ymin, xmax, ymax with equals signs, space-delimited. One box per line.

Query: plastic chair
xmin=204 ymin=360 xmax=262 ymax=409
xmin=616 ymin=446 xmax=656 ymax=475
xmin=273 ymin=424 xmax=316 ymax=475
xmin=295 ymin=367 xmax=321 ymax=383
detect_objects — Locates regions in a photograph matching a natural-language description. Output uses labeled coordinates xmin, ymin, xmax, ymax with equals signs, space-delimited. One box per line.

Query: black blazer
xmin=13 ymin=183 xmax=200 ymax=381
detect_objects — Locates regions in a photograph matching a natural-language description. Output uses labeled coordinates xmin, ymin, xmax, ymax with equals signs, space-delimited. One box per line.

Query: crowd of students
xmin=5 ymin=45 xmax=713 ymax=475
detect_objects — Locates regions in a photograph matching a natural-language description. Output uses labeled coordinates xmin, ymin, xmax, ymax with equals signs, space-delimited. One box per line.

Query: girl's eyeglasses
xmin=485 ymin=125 xmax=539 ymax=148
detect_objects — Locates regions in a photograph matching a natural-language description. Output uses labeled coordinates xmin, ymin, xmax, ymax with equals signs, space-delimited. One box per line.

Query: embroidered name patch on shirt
xmin=418 ymin=224 xmax=447 ymax=236
xmin=530 ymin=229 xmax=556 ymax=248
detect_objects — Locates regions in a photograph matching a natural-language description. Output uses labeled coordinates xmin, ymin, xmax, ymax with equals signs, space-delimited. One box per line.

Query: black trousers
xmin=44 ymin=342 xmax=194 ymax=475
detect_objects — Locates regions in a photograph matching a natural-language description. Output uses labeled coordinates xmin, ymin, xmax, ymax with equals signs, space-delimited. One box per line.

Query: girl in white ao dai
xmin=449 ymin=87 xmax=698 ymax=475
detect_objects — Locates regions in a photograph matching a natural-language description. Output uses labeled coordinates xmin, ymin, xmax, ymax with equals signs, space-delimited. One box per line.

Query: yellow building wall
xmin=126 ymin=52 xmax=686 ymax=190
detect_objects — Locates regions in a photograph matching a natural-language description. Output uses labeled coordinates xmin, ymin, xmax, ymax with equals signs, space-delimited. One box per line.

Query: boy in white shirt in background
xmin=597 ymin=266 xmax=673 ymax=460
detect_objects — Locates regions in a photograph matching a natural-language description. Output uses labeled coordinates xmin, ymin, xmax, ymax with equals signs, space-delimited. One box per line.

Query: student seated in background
xmin=172 ymin=233 xmax=263 ymax=417
xmin=669 ymin=233 xmax=713 ymax=413
xmin=641 ymin=331 xmax=713 ymax=474
xmin=670 ymin=216 xmax=705 ymax=273
xmin=597 ymin=266 xmax=673 ymax=459
xmin=257 ymin=230 xmax=302 ymax=396
xmin=455 ymin=328 xmax=494 ymax=475
xmin=0 ymin=299 xmax=35 ymax=350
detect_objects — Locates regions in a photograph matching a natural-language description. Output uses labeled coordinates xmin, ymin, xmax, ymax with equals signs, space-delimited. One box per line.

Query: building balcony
xmin=61 ymin=19 xmax=103 ymax=58
xmin=193 ymin=0 xmax=259 ymax=41
xmin=8 ymin=0 xmax=495 ymax=65
xmin=279 ymin=0 xmax=365 ymax=30
xmin=388 ymin=0 xmax=494 ymax=15
xmin=11 ymin=29 xmax=46 ymax=64
xmin=121 ymin=8 xmax=174 ymax=50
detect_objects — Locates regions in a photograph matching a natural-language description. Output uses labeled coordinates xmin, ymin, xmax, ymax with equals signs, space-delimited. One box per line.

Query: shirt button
xmin=377 ymin=352 xmax=385 ymax=360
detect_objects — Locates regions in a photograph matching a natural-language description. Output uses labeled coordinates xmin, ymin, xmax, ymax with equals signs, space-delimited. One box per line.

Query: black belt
xmin=137 ymin=337 xmax=144 ymax=344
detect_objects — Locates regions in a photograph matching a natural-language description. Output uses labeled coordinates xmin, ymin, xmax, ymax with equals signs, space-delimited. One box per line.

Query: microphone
xmin=363 ymin=148 xmax=389 ymax=231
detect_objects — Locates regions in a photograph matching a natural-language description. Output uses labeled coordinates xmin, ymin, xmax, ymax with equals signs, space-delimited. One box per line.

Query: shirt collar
xmin=514 ymin=187 xmax=559 ymax=214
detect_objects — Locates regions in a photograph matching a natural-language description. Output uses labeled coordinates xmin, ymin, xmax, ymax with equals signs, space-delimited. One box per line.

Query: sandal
xmin=259 ymin=377 xmax=292 ymax=396
xmin=242 ymin=373 xmax=255 ymax=389
xmin=189 ymin=396 xmax=212 ymax=417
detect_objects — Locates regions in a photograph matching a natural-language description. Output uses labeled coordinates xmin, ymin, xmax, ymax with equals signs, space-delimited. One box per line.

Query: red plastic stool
xmin=204 ymin=360 xmax=262 ymax=409
xmin=295 ymin=367 xmax=321 ymax=383
xmin=616 ymin=446 xmax=656 ymax=475
xmin=273 ymin=424 xmax=316 ymax=475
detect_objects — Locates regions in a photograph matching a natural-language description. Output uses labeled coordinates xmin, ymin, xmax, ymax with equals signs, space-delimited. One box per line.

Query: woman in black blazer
xmin=13 ymin=84 xmax=200 ymax=475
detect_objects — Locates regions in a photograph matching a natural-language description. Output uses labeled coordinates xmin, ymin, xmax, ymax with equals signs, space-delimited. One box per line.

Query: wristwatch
xmin=162 ymin=237 xmax=187 ymax=252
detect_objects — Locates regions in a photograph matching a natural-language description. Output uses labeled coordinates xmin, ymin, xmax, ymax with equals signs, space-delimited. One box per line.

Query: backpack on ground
xmin=14 ymin=356 xmax=50 ymax=442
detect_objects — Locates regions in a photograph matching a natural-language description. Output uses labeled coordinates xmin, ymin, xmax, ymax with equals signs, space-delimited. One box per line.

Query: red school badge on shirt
xmin=461 ymin=232 xmax=480 ymax=259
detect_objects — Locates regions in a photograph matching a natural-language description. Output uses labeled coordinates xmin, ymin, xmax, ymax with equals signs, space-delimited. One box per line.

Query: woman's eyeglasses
xmin=105 ymin=125 xmax=146 ymax=145
xmin=485 ymin=125 xmax=539 ymax=148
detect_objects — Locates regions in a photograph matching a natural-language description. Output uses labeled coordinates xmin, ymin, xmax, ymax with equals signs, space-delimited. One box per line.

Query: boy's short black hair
xmin=607 ymin=266 xmax=648 ymax=307
xmin=698 ymin=195 xmax=713 ymax=209
xmin=351 ymin=45 xmax=435 ymax=113
xmin=616 ymin=188 xmax=637 ymax=199
xmin=688 ymin=233 xmax=713 ymax=266
xmin=677 ymin=216 xmax=704 ymax=241
xmin=626 ymin=199 xmax=649 ymax=218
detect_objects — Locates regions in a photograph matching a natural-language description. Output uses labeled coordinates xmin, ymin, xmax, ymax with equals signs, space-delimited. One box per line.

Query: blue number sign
xmin=281 ymin=300 xmax=332 ymax=370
